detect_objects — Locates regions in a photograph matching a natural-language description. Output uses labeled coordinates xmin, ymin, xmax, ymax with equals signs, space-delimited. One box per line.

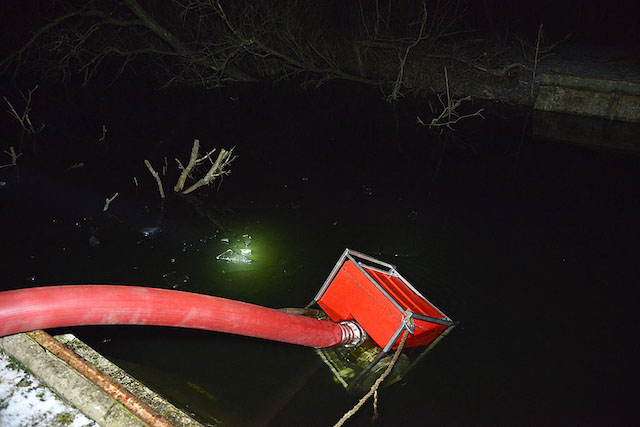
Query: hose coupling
xmin=338 ymin=320 xmax=367 ymax=347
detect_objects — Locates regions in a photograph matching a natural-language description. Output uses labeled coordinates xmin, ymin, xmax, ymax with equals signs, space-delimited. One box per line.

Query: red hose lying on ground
xmin=0 ymin=285 xmax=353 ymax=347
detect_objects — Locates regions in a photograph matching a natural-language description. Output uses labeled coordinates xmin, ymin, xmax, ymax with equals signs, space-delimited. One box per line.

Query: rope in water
xmin=333 ymin=328 xmax=410 ymax=427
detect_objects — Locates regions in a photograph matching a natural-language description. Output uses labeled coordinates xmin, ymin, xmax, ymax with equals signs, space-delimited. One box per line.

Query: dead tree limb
xmin=0 ymin=146 xmax=21 ymax=169
xmin=3 ymin=86 xmax=45 ymax=134
xmin=2 ymin=1 xmax=466 ymax=97
xmin=387 ymin=3 xmax=427 ymax=102
xmin=182 ymin=148 xmax=235 ymax=195
xmin=175 ymin=138 xmax=203 ymax=192
xmin=0 ymin=10 xmax=81 ymax=78
xmin=417 ymin=67 xmax=484 ymax=131
xmin=144 ymin=159 xmax=165 ymax=198
xmin=103 ymin=192 xmax=119 ymax=212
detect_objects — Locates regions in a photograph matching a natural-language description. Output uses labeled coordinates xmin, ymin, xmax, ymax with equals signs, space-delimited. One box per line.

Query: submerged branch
xmin=3 ymin=86 xmax=45 ymax=134
xmin=417 ymin=67 xmax=484 ymax=131
xmin=181 ymin=147 xmax=235 ymax=195
xmin=174 ymin=139 xmax=201 ymax=192
xmin=144 ymin=159 xmax=165 ymax=198
xmin=103 ymin=192 xmax=119 ymax=211
xmin=0 ymin=146 xmax=21 ymax=169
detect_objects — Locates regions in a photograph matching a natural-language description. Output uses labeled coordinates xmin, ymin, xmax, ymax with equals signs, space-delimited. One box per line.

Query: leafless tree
xmin=1 ymin=0 xmax=464 ymax=98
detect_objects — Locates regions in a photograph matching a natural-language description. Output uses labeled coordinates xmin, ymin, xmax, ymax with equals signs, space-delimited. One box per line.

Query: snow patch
xmin=0 ymin=351 xmax=97 ymax=427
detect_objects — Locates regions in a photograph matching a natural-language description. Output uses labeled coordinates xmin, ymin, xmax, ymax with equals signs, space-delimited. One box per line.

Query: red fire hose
xmin=0 ymin=285 xmax=363 ymax=348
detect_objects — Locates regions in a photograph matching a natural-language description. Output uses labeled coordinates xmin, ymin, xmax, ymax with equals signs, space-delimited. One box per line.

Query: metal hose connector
xmin=338 ymin=321 xmax=367 ymax=347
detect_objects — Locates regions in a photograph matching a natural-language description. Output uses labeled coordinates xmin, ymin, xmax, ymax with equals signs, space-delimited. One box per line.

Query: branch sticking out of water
xmin=144 ymin=159 xmax=165 ymax=198
xmin=144 ymin=139 xmax=235 ymax=199
xmin=181 ymin=147 xmax=235 ymax=195
xmin=417 ymin=66 xmax=484 ymax=131
xmin=0 ymin=146 xmax=21 ymax=169
xmin=175 ymin=139 xmax=204 ymax=192
xmin=3 ymin=86 xmax=44 ymax=134
xmin=103 ymin=192 xmax=118 ymax=211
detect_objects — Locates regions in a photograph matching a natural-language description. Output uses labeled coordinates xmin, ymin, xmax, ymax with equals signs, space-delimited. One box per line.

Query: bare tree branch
xmin=1 ymin=1 xmax=467 ymax=96
xmin=3 ymin=85 xmax=44 ymax=134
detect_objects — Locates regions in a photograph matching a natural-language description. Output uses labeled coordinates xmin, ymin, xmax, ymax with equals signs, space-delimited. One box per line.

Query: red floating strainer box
xmin=309 ymin=249 xmax=455 ymax=352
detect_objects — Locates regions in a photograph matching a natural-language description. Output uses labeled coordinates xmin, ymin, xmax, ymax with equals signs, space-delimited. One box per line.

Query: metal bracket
xmin=402 ymin=309 xmax=415 ymax=334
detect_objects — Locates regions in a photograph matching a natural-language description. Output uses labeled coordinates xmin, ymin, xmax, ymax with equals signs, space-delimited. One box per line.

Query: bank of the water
xmin=0 ymin=332 xmax=204 ymax=427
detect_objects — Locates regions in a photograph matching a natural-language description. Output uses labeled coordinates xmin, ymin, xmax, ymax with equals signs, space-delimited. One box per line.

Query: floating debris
xmin=139 ymin=226 xmax=162 ymax=238
xmin=88 ymin=235 xmax=100 ymax=248
xmin=361 ymin=184 xmax=374 ymax=196
xmin=216 ymin=249 xmax=251 ymax=264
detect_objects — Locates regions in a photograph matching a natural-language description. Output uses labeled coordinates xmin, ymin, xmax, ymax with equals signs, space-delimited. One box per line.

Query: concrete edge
xmin=0 ymin=333 xmax=146 ymax=427
xmin=55 ymin=334 xmax=203 ymax=427
xmin=535 ymin=74 xmax=640 ymax=123
xmin=542 ymin=74 xmax=640 ymax=95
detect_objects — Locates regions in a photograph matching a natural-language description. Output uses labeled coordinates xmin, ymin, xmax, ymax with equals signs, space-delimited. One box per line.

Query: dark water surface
xmin=1 ymin=84 xmax=638 ymax=426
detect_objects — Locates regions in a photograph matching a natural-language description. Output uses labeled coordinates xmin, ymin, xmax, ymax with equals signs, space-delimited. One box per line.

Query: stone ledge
xmin=534 ymin=74 xmax=640 ymax=123
xmin=0 ymin=333 xmax=204 ymax=427
xmin=0 ymin=333 xmax=144 ymax=427
xmin=56 ymin=334 xmax=202 ymax=427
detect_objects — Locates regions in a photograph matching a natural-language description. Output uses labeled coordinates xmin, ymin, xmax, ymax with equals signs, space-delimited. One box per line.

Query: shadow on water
xmin=1 ymin=82 xmax=638 ymax=425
